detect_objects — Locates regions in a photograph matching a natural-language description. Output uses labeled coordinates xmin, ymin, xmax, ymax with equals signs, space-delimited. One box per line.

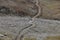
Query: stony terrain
xmin=0 ymin=16 xmax=60 ymax=40
xmin=0 ymin=0 xmax=60 ymax=40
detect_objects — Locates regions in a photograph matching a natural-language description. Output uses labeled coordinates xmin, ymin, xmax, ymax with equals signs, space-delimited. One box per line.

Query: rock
xmin=0 ymin=34 xmax=4 ymax=37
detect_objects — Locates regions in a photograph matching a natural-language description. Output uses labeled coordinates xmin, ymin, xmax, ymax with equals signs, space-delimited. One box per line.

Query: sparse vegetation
xmin=24 ymin=37 xmax=36 ymax=40
xmin=44 ymin=36 xmax=60 ymax=40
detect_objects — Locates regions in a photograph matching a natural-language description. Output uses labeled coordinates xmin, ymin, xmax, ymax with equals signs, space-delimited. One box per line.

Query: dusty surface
xmin=0 ymin=16 xmax=60 ymax=40
xmin=0 ymin=0 xmax=60 ymax=40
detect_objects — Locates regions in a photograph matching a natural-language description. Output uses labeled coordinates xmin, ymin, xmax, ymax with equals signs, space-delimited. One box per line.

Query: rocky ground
xmin=0 ymin=0 xmax=60 ymax=40
xmin=0 ymin=16 xmax=60 ymax=40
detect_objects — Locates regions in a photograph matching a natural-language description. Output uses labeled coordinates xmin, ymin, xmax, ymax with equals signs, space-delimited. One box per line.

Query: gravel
xmin=0 ymin=16 xmax=60 ymax=40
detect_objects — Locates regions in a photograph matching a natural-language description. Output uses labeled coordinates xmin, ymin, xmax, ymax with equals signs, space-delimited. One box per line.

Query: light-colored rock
xmin=0 ymin=34 xmax=4 ymax=37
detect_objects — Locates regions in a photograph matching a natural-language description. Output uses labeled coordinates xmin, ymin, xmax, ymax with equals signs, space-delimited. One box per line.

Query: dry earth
xmin=0 ymin=0 xmax=60 ymax=19
xmin=0 ymin=16 xmax=60 ymax=40
xmin=0 ymin=0 xmax=60 ymax=40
